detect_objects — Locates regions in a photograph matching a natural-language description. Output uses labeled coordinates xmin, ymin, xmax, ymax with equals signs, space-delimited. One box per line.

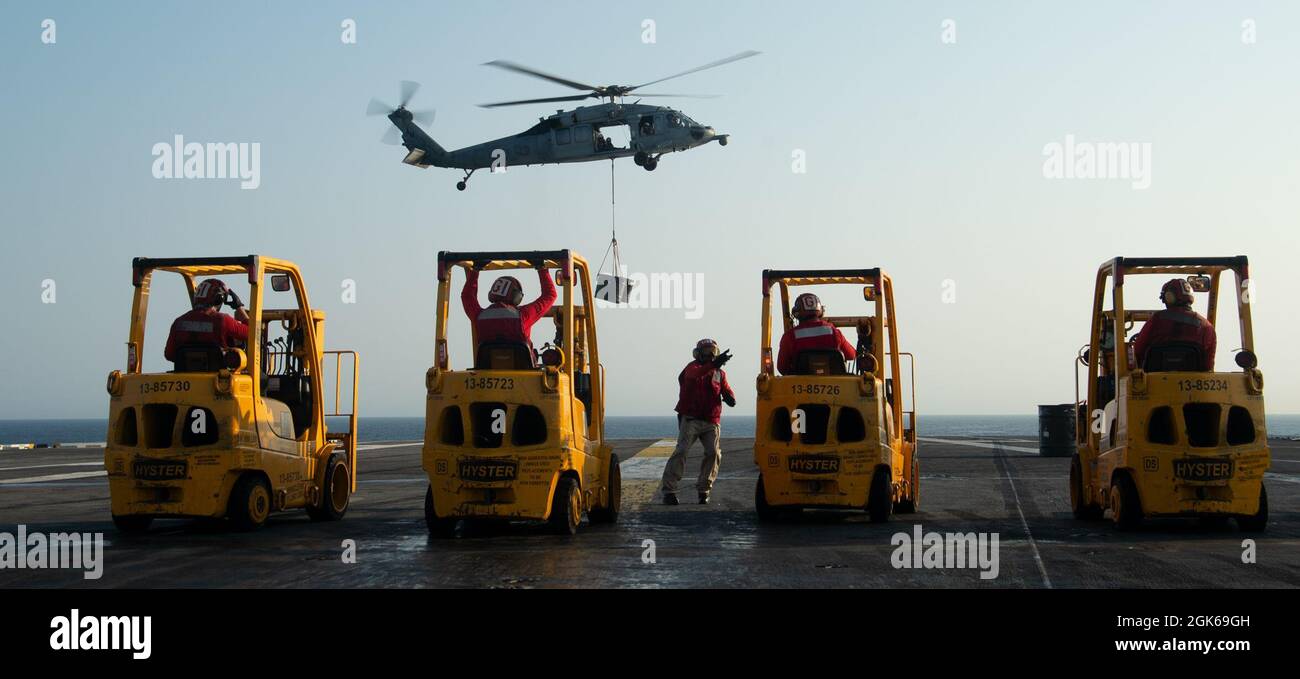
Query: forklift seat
xmin=474 ymin=342 xmax=536 ymax=370
xmin=172 ymin=344 xmax=225 ymax=373
xmin=793 ymin=350 xmax=848 ymax=376
xmin=1144 ymin=342 xmax=1205 ymax=373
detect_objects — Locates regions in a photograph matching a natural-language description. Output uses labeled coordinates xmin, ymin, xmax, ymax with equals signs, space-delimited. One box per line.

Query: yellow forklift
xmin=753 ymin=268 xmax=917 ymax=522
xmin=422 ymin=250 xmax=619 ymax=536
xmin=105 ymin=257 xmax=359 ymax=532
xmin=1071 ymin=256 xmax=1269 ymax=531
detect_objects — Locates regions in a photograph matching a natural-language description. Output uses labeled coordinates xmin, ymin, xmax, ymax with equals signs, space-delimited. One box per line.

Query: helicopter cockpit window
xmin=555 ymin=127 xmax=571 ymax=145
xmin=668 ymin=114 xmax=684 ymax=128
xmin=638 ymin=116 xmax=655 ymax=135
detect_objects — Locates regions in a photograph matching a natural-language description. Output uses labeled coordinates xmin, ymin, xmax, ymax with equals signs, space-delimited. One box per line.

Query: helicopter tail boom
xmin=388 ymin=111 xmax=447 ymax=166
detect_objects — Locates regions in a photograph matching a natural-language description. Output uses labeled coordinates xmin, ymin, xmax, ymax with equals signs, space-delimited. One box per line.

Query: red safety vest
xmin=777 ymin=319 xmax=856 ymax=375
xmin=675 ymin=361 xmax=733 ymax=424
xmin=475 ymin=305 xmax=527 ymax=344
xmin=1133 ymin=308 xmax=1216 ymax=371
xmin=164 ymin=309 xmax=248 ymax=362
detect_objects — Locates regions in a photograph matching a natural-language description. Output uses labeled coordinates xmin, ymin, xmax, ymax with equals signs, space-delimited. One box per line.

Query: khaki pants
xmin=661 ymin=416 xmax=722 ymax=494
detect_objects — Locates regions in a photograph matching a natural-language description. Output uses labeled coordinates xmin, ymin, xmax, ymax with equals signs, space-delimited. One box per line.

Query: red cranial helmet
xmin=1160 ymin=278 xmax=1194 ymax=307
xmin=193 ymin=278 xmax=228 ymax=309
xmin=693 ymin=338 xmax=719 ymax=361
xmin=488 ymin=276 xmax=524 ymax=306
xmin=792 ymin=292 xmax=825 ymax=320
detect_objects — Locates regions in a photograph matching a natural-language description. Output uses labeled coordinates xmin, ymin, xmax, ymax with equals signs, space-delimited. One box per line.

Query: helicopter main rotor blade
xmin=630 ymin=93 xmax=721 ymax=99
xmin=380 ymin=126 xmax=403 ymax=146
xmin=410 ymin=108 xmax=436 ymax=124
xmin=482 ymin=60 xmax=601 ymax=93
xmin=400 ymin=80 xmax=421 ymax=107
xmin=478 ymin=94 xmax=594 ymax=109
xmin=366 ymin=98 xmax=395 ymax=116
xmin=629 ymin=50 xmax=760 ymax=91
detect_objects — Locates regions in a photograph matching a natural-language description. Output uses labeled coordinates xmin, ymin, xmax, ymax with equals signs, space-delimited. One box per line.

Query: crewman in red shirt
xmin=1132 ymin=278 xmax=1217 ymax=371
xmin=777 ymin=292 xmax=857 ymax=375
xmin=164 ymin=278 xmax=249 ymax=366
xmin=461 ymin=263 xmax=557 ymax=359
xmin=661 ymin=339 xmax=736 ymax=505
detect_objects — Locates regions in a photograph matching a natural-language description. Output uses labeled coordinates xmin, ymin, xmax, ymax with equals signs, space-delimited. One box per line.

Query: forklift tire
xmin=867 ymin=466 xmax=893 ymax=523
xmin=307 ymin=453 xmax=350 ymax=522
xmin=548 ymin=476 xmax=581 ymax=536
xmin=895 ymin=458 xmax=919 ymax=514
xmin=228 ymin=474 xmax=272 ymax=531
xmin=1070 ymin=454 xmax=1104 ymax=520
xmin=755 ymin=476 xmax=781 ymax=522
xmin=1237 ymin=484 xmax=1268 ymax=532
xmin=1109 ymin=474 xmax=1142 ymax=531
xmin=424 ymin=485 xmax=458 ymax=538
xmin=112 ymin=515 xmax=153 ymax=534
xmin=589 ymin=454 xmax=621 ymax=524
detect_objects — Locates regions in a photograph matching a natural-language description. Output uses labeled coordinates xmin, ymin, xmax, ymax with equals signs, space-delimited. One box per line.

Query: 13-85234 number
xmin=1177 ymin=378 xmax=1228 ymax=392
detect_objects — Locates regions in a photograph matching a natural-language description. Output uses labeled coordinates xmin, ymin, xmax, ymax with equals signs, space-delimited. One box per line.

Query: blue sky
xmin=2 ymin=1 xmax=1298 ymax=418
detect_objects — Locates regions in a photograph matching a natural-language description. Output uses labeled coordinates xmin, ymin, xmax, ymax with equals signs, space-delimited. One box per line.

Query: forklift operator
xmin=777 ymin=293 xmax=857 ymax=375
xmin=461 ymin=263 xmax=557 ymax=352
xmin=1132 ymin=279 xmax=1217 ymax=371
xmin=164 ymin=278 xmax=250 ymax=362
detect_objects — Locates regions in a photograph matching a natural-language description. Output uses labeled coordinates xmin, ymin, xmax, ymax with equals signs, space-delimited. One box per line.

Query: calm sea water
xmin=4 ymin=414 xmax=1299 ymax=444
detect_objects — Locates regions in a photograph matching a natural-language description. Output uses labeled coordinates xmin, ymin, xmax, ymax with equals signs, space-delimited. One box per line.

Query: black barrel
xmin=1038 ymin=404 xmax=1076 ymax=457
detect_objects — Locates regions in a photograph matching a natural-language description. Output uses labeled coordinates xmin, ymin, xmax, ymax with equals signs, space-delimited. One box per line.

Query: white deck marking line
xmin=0 ymin=470 xmax=107 ymax=484
xmin=356 ymin=442 xmax=422 ymax=451
xmin=0 ymin=461 xmax=104 ymax=472
xmin=995 ymin=442 xmax=1053 ymax=589
xmin=920 ymin=437 xmax=1040 ymax=454
xmin=1264 ymin=472 xmax=1300 ymax=484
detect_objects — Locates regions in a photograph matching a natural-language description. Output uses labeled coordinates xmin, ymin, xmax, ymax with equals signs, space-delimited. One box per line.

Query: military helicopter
xmin=368 ymin=51 xmax=758 ymax=191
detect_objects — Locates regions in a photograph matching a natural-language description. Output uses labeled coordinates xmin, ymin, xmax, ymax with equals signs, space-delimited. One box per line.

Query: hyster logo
xmin=458 ymin=460 xmax=518 ymax=481
xmin=890 ymin=524 xmax=999 ymax=580
xmin=50 ymin=609 xmax=151 ymax=660
xmin=788 ymin=455 xmax=839 ymax=474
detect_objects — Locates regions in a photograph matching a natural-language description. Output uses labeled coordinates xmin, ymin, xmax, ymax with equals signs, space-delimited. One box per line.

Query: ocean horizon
xmin=3 ymin=414 xmax=1299 ymax=445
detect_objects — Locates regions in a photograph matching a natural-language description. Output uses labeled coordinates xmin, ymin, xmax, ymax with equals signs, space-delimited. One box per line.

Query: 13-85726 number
xmin=792 ymin=384 xmax=840 ymax=396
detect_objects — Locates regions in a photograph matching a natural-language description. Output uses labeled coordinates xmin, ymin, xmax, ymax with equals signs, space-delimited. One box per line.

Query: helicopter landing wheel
xmin=719 ymin=136 xmax=728 ymax=146
xmin=634 ymin=151 xmax=648 ymax=167
xmin=456 ymin=181 xmax=467 ymax=191
xmin=643 ymin=158 xmax=658 ymax=171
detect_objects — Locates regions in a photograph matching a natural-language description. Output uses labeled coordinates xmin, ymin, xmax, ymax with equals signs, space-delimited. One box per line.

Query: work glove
xmin=226 ymin=290 xmax=244 ymax=310
xmin=711 ymin=349 xmax=733 ymax=368
xmin=723 ymin=393 xmax=736 ymax=408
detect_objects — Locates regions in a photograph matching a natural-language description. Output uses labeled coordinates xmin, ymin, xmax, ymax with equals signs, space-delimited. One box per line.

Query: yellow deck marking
xmin=620 ymin=439 xmax=676 ymax=506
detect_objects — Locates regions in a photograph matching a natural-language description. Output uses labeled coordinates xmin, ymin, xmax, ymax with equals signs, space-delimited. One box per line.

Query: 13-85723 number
xmin=465 ymin=376 xmax=514 ymax=390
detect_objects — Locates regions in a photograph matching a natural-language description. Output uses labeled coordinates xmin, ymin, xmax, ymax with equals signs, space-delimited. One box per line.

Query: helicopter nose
xmin=690 ymin=126 xmax=716 ymax=142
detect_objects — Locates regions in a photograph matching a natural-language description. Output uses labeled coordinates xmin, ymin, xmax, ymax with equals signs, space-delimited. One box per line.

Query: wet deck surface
xmin=1 ymin=437 xmax=1297 ymax=588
